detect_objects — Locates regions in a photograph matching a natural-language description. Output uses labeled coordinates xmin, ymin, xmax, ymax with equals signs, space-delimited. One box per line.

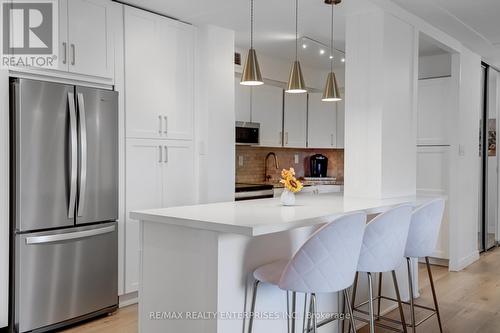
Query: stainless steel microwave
xmin=235 ymin=121 xmax=260 ymax=145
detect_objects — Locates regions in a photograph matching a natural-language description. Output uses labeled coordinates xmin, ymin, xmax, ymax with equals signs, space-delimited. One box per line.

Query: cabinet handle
xmin=279 ymin=132 xmax=282 ymax=145
xmin=285 ymin=132 xmax=289 ymax=145
xmin=163 ymin=116 xmax=168 ymax=135
xmin=158 ymin=145 xmax=162 ymax=163
xmin=164 ymin=146 xmax=168 ymax=163
xmin=62 ymin=42 xmax=67 ymax=64
xmin=158 ymin=115 xmax=162 ymax=135
xmin=331 ymin=134 xmax=334 ymax=146
xmin=70 ymin=44 xmax=75 ymax=65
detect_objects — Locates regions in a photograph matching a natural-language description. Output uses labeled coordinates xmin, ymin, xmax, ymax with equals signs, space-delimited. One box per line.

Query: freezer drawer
xmin=14 ymin=222 xmax=118 ymax=332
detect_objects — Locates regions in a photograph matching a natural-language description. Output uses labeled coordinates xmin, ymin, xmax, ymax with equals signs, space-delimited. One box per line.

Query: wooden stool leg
xmin=392 ymin=270 xmax=408 ymax=333
xmin=425 ymin=257 xmax=443 ymax=333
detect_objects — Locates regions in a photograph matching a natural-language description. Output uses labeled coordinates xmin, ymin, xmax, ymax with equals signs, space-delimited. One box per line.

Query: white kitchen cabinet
xmin=8 ymin=0 xmax=113 ymax=80
xmin=235 ymin=80 xmax=251 ymax=122
xmin=417 ymin=78 xmax=452 ymax=145
xmin=252 ymin=85 xmax=284 ymax=146
xmin=125 ymin=139 xmax=196 ymax=293
xmin=283 ymin=93 xmax=308 ymax=148
xmin=66 ymin=0 xmax=113 ymax=78
xmin=125 ymin=139 xmax=163 ymax=293
xmin=307 ymin=93 xmax=337 ymax=148
xmin=125 ymin=7 xmax=195 ymax=140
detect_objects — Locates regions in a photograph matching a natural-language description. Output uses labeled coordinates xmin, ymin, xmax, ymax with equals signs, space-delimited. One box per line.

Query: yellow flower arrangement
xmin=280 ymin=168 xmax=303 ymax=193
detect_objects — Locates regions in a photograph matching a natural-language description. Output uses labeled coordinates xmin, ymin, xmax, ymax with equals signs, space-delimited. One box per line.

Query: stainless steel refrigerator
xmin=10 ymin=78 xmax=119 ymax=333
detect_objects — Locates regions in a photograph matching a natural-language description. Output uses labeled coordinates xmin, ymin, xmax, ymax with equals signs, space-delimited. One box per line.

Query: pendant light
xmin=241 ymin=0 xmax=263 ymax=86
xmin=322 ymin=1 xmax=342 ymax=101
xmin=286 ymin=0 xmax=307 ymax=93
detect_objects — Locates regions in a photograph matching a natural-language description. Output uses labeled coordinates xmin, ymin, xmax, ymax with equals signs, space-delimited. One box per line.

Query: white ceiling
xmin=419 ymin=37 xmax=449 ymax=57
xmin=120 ymin=0 xmax=380 ymax=70
xmin=392 ymin=0 xmax=500 ymax=67
xmin=121 ymin=0 xmax=500 ymax=68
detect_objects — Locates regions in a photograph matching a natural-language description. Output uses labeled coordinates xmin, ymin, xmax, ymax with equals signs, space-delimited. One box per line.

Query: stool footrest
xmin=353 ymin=294 xmax=439 ymax=328
xmin=351 ymin=314 xmax=405 ymax=332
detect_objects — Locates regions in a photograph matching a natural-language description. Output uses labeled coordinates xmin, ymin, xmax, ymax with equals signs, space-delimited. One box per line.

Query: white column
xmin=196 ymin=25 xmax=235 ymax=204
xmin=344 ymin=10 xmax=418 ymax=198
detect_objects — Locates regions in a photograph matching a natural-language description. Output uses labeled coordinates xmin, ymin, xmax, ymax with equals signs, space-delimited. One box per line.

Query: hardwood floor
xmin=359 ymin=248 xmax=500 ymax=333
xmin=59 ymin=304 xmax=137 ymax=333
xmin=60 ymin=248 xmax=500 ymax=333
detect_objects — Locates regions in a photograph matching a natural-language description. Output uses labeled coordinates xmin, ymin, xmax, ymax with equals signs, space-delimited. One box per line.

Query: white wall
xmin=419 ymin=53 xmax=451 ymax=79
xmin=196 ymin=25 xmax=235 ymax=203
xmin=0 ymin=68 xmax=8 ymax=328
xmin=344 ymin=10 xmax=417 ymax=198
xmin=448 ymin=49 xmax=482 ymax=271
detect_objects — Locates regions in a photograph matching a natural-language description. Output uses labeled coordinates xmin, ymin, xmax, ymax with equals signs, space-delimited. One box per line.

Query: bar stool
xmin=404 ymin=199 xmax=445 ymax=332
xmin=349 ymin=205 xmax=413 ymax=333
xmin=247 ymin=212 xmax=367 ymax=333
xmin=356 ymin=200 xmax=446 ymax=333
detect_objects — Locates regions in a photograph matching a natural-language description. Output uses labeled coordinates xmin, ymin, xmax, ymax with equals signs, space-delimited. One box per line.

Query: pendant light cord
xmin=295 ymin=0 xmax=298 ymax=61
xmin=330 ymin=3 xmax=334 ymax=72
xmin=250 ymin=0 xmax=254 ymax=49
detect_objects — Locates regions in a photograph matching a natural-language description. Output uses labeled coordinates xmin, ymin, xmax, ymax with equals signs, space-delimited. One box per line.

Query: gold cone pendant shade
xmin=322 ymin=72 xmax=341 ymax=101
xmin=286 ymin=61 xmax=307 ymax=93
xmin=241 ymin=48 xmax=263 ymax=85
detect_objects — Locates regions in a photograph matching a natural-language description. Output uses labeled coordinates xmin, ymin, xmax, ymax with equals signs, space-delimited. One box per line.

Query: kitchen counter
xmin=133 ymin=193 xmax=443 ymax=333
xmin=131 ymin=192 xmax=437 ymax=236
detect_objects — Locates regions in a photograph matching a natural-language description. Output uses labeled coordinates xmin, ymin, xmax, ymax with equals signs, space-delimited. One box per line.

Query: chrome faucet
xmin=264 ymin=152 xmax=279 ymax=182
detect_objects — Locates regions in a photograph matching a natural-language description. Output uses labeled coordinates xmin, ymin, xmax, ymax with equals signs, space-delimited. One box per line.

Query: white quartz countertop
xmin=130 ymin=193 xmax=443 ymax=236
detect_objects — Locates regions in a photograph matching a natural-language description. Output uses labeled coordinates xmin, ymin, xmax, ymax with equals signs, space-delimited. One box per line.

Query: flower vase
xmin=280 ymin=189 xmax=296 ymax=206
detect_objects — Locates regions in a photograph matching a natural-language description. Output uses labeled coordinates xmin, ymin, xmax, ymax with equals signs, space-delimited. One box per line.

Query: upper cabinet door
xmin=252 ymin=85 xmax=283 ymax=147
xmin=283 ymin=93 xmax=307 ymax=148
xmin=307 ymin=93 xmax=337 ymax=148
xmin=159 ymin=20 xmax=195 ymax=140
xmin=235 ymin=80 xmax=251 ymax=122
xmin=125 ymin=7 xmax=194 ymax=140
xmin=58 ymin=0 xmax=69 ymax=72
xmin=417 ymin=77 xmax=452 ymax=145
xmin=67 ymin=0 xmax=113 ymax=78
xmin=125 ymin=7 xmax=163 ymax=139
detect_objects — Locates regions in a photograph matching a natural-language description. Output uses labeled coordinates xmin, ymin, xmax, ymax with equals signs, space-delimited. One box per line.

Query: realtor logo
xmin=1 ymin=0 xmax=58 ymax=68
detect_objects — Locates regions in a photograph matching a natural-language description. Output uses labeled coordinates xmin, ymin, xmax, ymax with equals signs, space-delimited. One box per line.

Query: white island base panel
xmin=135 ymin=193 xmax=434 ymax=333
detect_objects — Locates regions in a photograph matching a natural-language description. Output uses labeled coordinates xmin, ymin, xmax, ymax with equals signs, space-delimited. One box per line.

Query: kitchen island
xmin=131 ymin=192 xmax=442 ymax=333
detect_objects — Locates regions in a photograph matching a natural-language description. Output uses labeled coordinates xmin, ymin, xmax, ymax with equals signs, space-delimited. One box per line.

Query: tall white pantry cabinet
xmin=123 ymin=7 xmax=197 ymax=294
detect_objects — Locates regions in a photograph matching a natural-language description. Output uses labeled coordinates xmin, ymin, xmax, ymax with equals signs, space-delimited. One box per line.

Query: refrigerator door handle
xmin=68 ymin=92 xmax=78 ymax=218
xmin=77 ymin=92 xmax=88 ymax=217
xmin=25 ymin=225 xmax=116 ymax=245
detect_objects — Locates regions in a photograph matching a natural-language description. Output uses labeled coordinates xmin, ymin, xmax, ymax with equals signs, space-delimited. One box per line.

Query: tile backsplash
xmin=235 ymin=146 xmax=344 ymax=184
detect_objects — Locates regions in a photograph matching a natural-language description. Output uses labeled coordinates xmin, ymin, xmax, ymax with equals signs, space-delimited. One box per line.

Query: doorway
xmin=479 ymin=63 xmax=500 ymax=252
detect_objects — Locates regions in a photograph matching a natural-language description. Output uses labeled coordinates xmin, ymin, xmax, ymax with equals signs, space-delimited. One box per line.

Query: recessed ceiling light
xmin=341 ymin=58 xmax=345 ymax=62
xmin=320 ymin=49 xmax=325 ymax=55
xmin=329 ymin=55 xmax=333 ymax=59
xmin=302 ymin=44 xmax=307 ymax=49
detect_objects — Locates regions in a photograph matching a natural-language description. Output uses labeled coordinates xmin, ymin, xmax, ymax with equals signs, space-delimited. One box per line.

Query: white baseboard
xmin=449 ymin=251 xmax=480 ymax=272
xmin=418 ymin=257 xmax=449 ymax=267
xmin=119 ymin=291 xmax=138 ymax=308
